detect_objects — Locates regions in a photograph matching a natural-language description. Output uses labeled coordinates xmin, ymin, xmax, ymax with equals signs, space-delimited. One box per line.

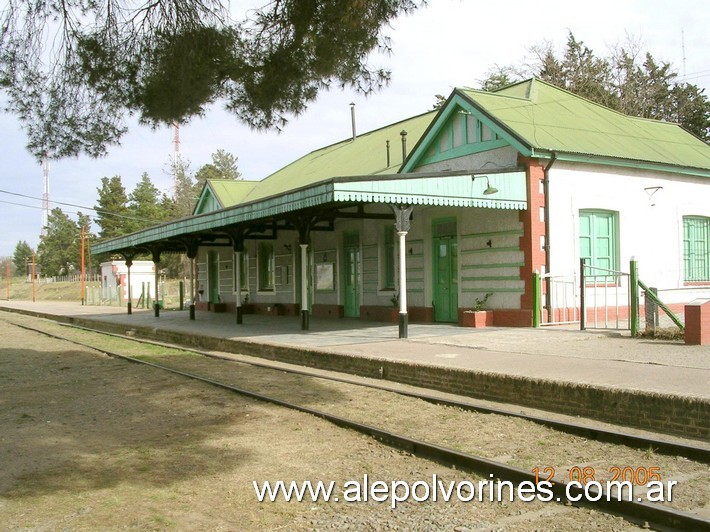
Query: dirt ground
xmin=0 ymin=313 xmax=686 ymax=530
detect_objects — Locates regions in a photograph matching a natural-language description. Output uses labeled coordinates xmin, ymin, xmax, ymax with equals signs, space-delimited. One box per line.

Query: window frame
xmin=257 ymin=242 xmax=275 ymax=292
xmin=579 ymin=209 xmax=619 ymax=276
xmin=381 ymin=225 xmax=396 ymax=290
xmin=683 ymin=216 xmax=710 ymax=282
xmin=232 ymin=250 xmax=249 ymax=293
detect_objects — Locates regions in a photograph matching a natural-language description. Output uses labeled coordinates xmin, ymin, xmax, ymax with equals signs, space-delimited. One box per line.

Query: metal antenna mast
xmin=41 ymin=152 xmax=50 ymax=236
xmin=172 ymin=121 xmax=182 ymax=200
xmin=172 ymin=121 xmax=181 ymax=162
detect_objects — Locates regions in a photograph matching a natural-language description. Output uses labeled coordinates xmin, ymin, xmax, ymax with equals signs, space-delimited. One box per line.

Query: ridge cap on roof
xmin=257 ymin=109 xmax=438 ymax=183
xmin=459 ymin=77 xmax=689 ymax=132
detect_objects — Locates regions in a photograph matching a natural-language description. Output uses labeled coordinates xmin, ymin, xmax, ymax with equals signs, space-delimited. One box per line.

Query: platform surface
xmin=2 ymin=300 xmax=708 ymax=401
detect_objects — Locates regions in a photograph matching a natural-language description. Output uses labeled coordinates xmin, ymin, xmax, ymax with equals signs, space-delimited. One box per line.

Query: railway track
xmin=7 ymin=317 xmax=710 ymax=531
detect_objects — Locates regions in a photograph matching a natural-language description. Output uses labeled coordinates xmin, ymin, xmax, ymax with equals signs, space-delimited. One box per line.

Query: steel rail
xmin=10 ymin=321 xmax=710 ymax=532
xmin=53 ymin=321 xmax=710 ymax=464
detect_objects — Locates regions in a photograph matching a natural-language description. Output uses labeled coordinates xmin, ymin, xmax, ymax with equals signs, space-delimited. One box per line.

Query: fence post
xmin=644 ymin=286 xmax=658 ymax=335
xmin=532 ymin=270 xmax=541 ymax=327
xmin=579 ymin=258 xmax=586 ymax=330
xmin=629 ymin=257 xmax=639 ymax=337
xmin=179 ymin=281 xmax=184 ymax=311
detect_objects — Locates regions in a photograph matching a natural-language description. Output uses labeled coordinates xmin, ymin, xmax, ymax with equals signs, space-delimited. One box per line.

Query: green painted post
xmin=532 ymin=270 xmax=541 ymax=327
xmin=629 ymin=258 xmax=639 ymax=337
xmin=580 ymin=258 xmax=587 ymax=330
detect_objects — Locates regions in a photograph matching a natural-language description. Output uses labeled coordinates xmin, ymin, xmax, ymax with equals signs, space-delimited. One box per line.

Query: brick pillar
xmin=685 ymin=299 xmax=710 ymax=345
xmin=518 ymin=158 xmax=547 ymax=320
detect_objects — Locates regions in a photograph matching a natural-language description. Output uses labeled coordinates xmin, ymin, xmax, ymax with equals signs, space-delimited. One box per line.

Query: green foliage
xmin=170 ymin=157 xmax=197 ymax=219
xmin=473 ymin=293 xmax=492 ymax=311
xmin=126 ymin=173 xmax=166 ymax=233
xmin=480 ymin=32 xmax=710 ymax=141
xmin=37 ymin=208 xmax=82 ymax=277
xmin=94 ymin=176 xmax=130 ymax=239
xmin=13 ymin=240 xmax=34 ymax=275
xmin=0 ymin=0 xmax=421 ymax=161
xmin=194 ymin=149 xmax=242 ymax=193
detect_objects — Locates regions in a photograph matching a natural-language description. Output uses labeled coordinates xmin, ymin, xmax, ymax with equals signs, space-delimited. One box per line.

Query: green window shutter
xmin=683 ymin=216 xmax=710 ymax=281
xmin=258 ymin=243 xmax=274 ymax=290
xmin=383 ymin=226 xmax=395 ymax=289
xmin=579 ymin=210 xmax=618 ymax=271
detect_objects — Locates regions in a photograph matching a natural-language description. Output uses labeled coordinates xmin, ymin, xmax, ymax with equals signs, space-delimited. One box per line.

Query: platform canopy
xmin=92 ymin=169 xmax=527 ymax=257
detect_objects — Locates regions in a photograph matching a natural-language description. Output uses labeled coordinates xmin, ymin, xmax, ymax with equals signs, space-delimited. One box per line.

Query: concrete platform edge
xmin=4 ymin=306 xmax=708 ymax=441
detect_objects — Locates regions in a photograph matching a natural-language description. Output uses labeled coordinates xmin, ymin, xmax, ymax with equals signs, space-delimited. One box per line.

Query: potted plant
xmin=462 ymin=293 xmax=493 ymax=328
xmin=387 ymin=292 xmax=400 ymax=322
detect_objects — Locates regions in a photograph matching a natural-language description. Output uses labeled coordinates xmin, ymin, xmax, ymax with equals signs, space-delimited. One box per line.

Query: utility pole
xmin=81 ymin=225 xmax=86 ymax=305
xmin=31 ymin=252 xmax=36 ymax=303
xmin=5 ymin=260 xmax=10 ymax=300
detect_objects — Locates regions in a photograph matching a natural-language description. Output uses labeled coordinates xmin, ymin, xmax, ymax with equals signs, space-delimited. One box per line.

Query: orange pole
xmin=81 ymin=225 xmax=86 ymax=305
xmin=31 ymin=252 xmax=36 ymax=302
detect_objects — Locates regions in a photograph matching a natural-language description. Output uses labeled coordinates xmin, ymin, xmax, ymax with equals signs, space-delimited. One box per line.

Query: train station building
xmin=92 ymin=78 xmax=710 ymax=334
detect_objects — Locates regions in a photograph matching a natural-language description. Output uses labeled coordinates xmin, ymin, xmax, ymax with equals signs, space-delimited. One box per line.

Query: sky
xmin=1 ymin=0 xmax=708 ymax=258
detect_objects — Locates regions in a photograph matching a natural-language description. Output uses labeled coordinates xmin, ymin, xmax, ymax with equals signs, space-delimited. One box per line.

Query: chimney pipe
xmin=350 ymin=102 xmax=356 ymax=141
xmin=386 ymin=140 xmax=391 ymax=167
xmin=400 ymin=130 xmax=408 ymax=163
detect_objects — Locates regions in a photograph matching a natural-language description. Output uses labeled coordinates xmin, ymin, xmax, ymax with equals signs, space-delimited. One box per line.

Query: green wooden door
xmin=433 ymin=219 xmax=458 ymax=322
xmin=343 ymin=232 xmax=360 ymax=317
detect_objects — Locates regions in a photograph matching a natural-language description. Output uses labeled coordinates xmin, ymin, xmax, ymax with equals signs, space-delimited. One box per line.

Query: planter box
xmin=462 ymin=310 xmax=492 ymax=328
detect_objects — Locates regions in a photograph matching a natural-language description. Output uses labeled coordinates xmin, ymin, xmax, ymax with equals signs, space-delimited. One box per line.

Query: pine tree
xmin=94 ymin=176 xmax=130 ymax=239
xmin=37 ymin=208 xmax=81 ymax=277
xmin=12 ymin=240 xmax=34 ymax=276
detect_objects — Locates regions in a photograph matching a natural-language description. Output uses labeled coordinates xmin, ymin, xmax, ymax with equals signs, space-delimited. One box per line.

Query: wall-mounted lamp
xmin=486 ymin=239 xmax=492 ymax=248
xmin=472 ymin=175 xmax=498 ymax=195
xmin=644 ymin=186 xmax=663 ymax=207
xmin=322 ymin=253 xmax=327 ymax=262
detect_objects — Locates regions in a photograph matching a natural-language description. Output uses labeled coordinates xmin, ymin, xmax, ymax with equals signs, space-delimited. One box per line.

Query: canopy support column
xmin=151 ymin=248 xmax=161 ymax=317
xmin=392 ymin=205 xmax=413 ymax=339
xmin=182 ymin=237 xmax=200 ymax=321
xmin=125 ymin=258 xmax=133 ymax=315
xmin=299 ymin=243 xmax=309 ymax=330
xmin=293 ymin=216 xmax=316 ymax=331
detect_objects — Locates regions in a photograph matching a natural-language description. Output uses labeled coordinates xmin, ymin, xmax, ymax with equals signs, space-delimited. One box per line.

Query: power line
xmin=0 ymin=188 xmax=165 ymax=223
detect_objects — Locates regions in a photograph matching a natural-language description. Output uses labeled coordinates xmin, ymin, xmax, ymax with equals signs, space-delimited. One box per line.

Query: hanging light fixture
xmin=471 ymin=175 xmax=498 ymax=195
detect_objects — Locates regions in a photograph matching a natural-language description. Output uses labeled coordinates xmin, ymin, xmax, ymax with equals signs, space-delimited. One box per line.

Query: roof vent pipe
xmin=386 ymin=140 xmax=391 ymax=167
xmin=350 ymin=102 xmax=356 ymax=141
xmin=400 ymin=130 xmax=407 ymax=163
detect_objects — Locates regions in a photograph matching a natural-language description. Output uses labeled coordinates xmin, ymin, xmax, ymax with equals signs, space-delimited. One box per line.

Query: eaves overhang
xmin=530 ymin=149 xmax=710 ymax=178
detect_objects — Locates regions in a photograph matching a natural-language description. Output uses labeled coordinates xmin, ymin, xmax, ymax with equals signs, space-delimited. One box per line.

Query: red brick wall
xmin=518 ymin=158 xmax=547 ymax=313
xmin=685 ymin=299 xmax=710 ymax=345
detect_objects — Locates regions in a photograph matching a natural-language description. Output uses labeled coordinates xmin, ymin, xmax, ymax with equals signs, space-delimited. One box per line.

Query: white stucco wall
xmin=548 ymin=162 xmax=710 ymax=305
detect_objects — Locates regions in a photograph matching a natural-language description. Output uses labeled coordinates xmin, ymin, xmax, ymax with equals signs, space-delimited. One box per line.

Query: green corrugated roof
xmin=458 ymin=79 xmax=710 ymax=172
xmin=206 ymin=180 xmax=258 ymax=207
xmin=240 ymin=111 xmax=437 ymax=203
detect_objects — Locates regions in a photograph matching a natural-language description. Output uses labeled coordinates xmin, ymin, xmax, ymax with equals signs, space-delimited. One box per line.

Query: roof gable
xmin=402 ymin=94 xmax=519 ymax=172
xmin=193 ymin=179 xmax=258 ymax=214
